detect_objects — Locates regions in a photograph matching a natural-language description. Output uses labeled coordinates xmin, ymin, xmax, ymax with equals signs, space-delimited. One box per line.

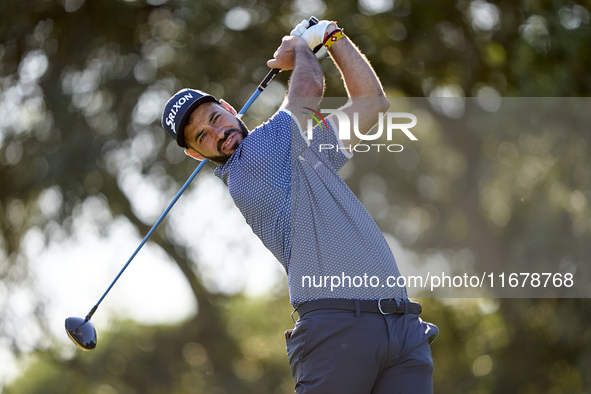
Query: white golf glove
xmin=290 ymin=19 xmax=337 ymax=50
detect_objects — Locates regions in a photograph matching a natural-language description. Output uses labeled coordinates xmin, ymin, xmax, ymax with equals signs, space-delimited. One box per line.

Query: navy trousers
xmin=286 ymin=309 xmax=438 ymax=394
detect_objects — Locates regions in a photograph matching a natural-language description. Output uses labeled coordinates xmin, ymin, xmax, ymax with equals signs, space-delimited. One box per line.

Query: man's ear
xmin=219 ymin=99 xmax=238 ymax=116
xmin=184 ymin=148 xmax=205 ymax=161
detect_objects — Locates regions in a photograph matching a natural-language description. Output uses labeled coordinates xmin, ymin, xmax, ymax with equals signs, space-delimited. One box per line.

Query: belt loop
xmin=403 ymin=300 xmax=408 ymax=314
xmin=394 ymin=298 xmax=401 ymax=313
xmin=355 ymin=299 xmax=361 ymax=317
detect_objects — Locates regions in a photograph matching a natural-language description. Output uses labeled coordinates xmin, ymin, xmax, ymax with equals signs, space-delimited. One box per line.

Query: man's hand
xmin=291 ymin=19 xmax=336 ymax=50
xmin=267 ymin=35 xmax=310 ymax=71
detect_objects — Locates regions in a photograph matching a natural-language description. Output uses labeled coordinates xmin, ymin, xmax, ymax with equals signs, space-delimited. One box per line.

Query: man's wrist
xmin=292 ymin=35 xmax=311 ymax=50
xmin=293 ymin=37 xmax=315 ymax=57
xmin=324 ymin=29 xmax=346 ymax=50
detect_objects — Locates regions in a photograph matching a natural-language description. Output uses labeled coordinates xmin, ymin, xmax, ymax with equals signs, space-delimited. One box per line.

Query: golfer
xmin=162 ymin=19 xmax=438 ymax=393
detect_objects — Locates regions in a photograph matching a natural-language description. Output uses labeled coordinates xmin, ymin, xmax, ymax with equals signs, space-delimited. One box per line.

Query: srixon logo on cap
xmin=166 ymin=92 xmax=194 ymax=133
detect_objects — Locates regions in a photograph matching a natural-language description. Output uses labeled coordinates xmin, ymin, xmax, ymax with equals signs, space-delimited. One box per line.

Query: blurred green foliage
xmin=1 ymin=0 xmax=590 ymax=393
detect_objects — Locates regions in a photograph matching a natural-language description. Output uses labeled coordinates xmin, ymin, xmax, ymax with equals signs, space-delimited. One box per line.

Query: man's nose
xmin=206 ymin=125 xmax=224 ymax=139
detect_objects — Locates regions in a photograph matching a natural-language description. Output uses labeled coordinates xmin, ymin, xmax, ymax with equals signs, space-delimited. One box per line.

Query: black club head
xmin=65 ymin=317 xmax=97 ymax=351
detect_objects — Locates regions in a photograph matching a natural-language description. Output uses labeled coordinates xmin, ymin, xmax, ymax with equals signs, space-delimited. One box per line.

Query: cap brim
xmin=176 ymin=96 xmax=218 ymax=148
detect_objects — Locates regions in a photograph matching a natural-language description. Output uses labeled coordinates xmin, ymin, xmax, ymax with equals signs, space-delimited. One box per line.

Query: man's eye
xmin=199 ymin=133 xmax=206 ymax=142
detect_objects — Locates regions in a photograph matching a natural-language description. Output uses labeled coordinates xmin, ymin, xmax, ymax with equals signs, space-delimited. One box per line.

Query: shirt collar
xmin=213 ymin=139 xmax=244 ymax=184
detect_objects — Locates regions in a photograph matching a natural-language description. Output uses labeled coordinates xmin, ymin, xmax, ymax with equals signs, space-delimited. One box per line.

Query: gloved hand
xmin=290 ymin=19 xmax=337 ymax=50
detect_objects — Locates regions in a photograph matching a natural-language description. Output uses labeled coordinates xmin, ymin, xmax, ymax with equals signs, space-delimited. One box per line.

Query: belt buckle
xmin=378 ymin=298 xmax=395 ymax=315
xmin=378 ymin=298 xmax=403 ymax=315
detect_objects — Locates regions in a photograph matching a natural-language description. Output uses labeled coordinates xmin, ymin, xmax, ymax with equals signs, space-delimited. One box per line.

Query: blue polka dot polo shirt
xmin=215 ymin=109 xmax=406 ymax=306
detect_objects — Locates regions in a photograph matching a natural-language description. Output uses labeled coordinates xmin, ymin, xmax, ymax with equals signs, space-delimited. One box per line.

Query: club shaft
xmin=86 ymin=68 xmax=274 ymax=320
xmin=86 ymin=158 xmax=209 ymax=320
xmin=239 ymin=88 xmax=263 ymax=116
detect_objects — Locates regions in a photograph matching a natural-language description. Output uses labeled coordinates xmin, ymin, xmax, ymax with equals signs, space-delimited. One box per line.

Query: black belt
xmin=293 ymin=298 xmax=422 ymax=321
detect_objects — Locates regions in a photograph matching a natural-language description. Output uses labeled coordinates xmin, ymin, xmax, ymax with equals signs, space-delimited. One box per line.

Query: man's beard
xmin=204 ymin=118 xmax=249 ymax=165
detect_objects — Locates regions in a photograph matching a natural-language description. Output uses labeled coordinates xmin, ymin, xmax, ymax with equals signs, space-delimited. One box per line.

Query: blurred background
xmin=1 ymin=0 xmax=590 ymax=393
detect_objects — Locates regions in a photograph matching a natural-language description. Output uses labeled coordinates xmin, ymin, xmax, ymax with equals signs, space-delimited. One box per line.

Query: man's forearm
xmin=288 ymin=45 xmax=324 ymax=99
xmin=326 ymin=34 xmax=390 ymax=143
xmin=283 ymin=44 xmax=324 ymax=127
xmin=328 ymin=37 xmax=387 ymax=101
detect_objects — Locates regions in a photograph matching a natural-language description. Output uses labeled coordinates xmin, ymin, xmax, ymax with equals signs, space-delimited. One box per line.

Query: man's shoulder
xmin=239 ymin=108 xmax=298 ymax=146
xmin=251 ymin=108 xmax=294 ymax=132
xmin=214 ymin=109 xmax=294 ymax=172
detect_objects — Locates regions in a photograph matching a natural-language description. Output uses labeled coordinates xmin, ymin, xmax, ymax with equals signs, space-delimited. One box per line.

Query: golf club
xmin=65 ymin=16 xmax=319 ymax=351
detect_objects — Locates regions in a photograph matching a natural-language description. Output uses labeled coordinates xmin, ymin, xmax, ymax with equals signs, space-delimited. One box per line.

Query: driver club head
xmin=65 ymin=317 xmax=97 ymax=351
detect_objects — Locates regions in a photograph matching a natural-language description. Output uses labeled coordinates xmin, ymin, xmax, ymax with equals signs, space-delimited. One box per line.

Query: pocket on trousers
xmin=285 ymin=318 xmax=311 ymax=383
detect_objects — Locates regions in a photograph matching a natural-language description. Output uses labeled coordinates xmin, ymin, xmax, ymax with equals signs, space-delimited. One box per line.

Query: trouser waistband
xmin=293 ymin=298 xmax=422 ymax=321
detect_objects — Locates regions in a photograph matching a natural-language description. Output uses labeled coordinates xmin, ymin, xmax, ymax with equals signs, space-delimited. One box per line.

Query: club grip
xmin=259 ymin=16 xmax=320 ymax=91
xmin=308 ymin=17 xmax=324 ymax=54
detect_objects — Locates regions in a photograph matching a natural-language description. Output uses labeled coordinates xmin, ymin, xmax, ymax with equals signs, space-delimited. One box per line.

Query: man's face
xmin=183 ymin=101 xmax=249 ymax=165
